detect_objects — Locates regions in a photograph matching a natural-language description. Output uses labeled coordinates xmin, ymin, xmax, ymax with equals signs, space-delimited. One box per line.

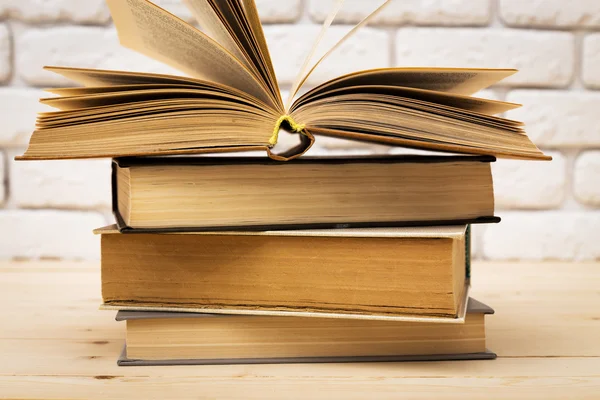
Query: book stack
xmin=102 ymin=155 xmax=500 ymax=365
xmin=17 ymin=0 xmax=550 ymax=366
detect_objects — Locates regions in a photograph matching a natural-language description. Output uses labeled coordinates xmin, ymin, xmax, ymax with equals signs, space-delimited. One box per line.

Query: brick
xmin=492 ymin=151 xmax=565 ymax=210
xmin=0 ymin=210 xmax=106 ymax=260
xmin=0 ymin=151 xmax=4 ymax=205
xmin=0 ymin=24 xmax=10 ymax=83
xmin=583 ymin=34 xmax=600 ymax=89
xmin=256 ymin=0 xmax=302 ymax=23
xmin=265 ymin=25 xmax=390 ymax=85
xmin=0 ymin=0 xmax=110 ymax=24
xmin=16 ymin=27 xmax=182 ymax=86
xmin=500 ymin=0 xmax=600 ymax=28
xmin=0 ymin=88 xmax=51 ymax=146
xmin=482 ymin=212 xmax=600 ymax=261
xmin=574 ymin=151 xmax=600 ymax=207
xmin=10 ymin=157 xmax=112 ymax=210
xmin=309 ymin=0 xmax=491 ymax=26
xmin=506 ymin=90 xmax=600 ymax=147
xmin=395 ymin=29 xmax=574 ymax=88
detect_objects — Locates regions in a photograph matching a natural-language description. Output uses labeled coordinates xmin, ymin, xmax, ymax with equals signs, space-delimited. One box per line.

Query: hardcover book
xmin=116 ymin=298 xmax=495 ymax=366
xmin=16 ymin=0 xmax=550 ymax=162
xmin=98 ymin=224 xmax=472 ymax=322
xmin=112 ymin=155 xmax=499 ymax=232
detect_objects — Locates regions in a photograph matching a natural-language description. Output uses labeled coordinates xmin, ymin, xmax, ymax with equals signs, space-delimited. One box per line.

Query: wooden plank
xmin=2 ymin=262 xmax=599 ymax=356
xmin=1 ymin=372 xmax=599 ymax=400
xmin=0 ymin=267 xmax=118 ymax=340
xmin=0 ymin=261 xmax=599 ymax=399
xmin=470 ymin=262 xmax=600 ymax=357
xmin=2 ymin=338 xmax=600 ymax=378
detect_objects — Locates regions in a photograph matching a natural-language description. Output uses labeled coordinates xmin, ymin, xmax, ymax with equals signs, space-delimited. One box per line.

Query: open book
xmin=17 ymin=0 xmax=550 ymax=162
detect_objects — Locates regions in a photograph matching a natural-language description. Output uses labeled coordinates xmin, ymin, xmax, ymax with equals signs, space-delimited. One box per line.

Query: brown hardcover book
xmin=116 ymin=298 xmax=495 ymax=366
xmin=16 ymin=0 xmax=550 ymax=162
xmin=112 ymin=155 xmax=499 ymax=232
xmin=98 ymin=224 xmax=471 ymax=322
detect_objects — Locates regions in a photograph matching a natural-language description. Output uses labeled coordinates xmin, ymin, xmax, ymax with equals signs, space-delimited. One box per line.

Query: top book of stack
xmin=15 ymin=0 xmax=550 ymax=163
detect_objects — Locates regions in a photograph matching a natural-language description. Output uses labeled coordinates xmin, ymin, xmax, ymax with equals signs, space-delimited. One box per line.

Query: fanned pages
xmin=17 ymin=0 xmax=551 ymax=162
xmin=105 ymin=0 xmax=275 ymax=108
xmin=287 ymin=0 xmax=392 ymax=108
xmin=285 ymin=0 xmax=346 ymax=109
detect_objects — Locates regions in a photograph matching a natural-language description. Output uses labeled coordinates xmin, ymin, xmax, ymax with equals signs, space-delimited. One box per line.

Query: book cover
xmin=111 ymin=155 xmax=501 ymax=233
xmin=116 ymin=298 xmax=495 ymax=366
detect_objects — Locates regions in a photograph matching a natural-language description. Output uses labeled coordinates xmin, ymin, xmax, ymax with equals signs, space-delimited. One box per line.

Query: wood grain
xmin=0 ymin=261 xmax=599 ymax=399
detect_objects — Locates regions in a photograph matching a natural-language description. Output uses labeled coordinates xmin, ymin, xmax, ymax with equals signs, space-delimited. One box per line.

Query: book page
xmin=106 ymin=0 xmax=275 ymax=109
xmin=295 ymin=68 xmax=517 ymax=106
xmin=293 ymin=85 xmax=521 ymax=116
xmin=40 ymin=88 xmax=275 ymax=113
xmin=286 ymin=0 xmax=391 ymax=110
xmin=44 ymin=67 xmax=268 ymax=108
xmin=292 ymin=90 xmax=522 ymax=130
xmin=285 ymin=0 xmax=345 ymax=110
xmin=183 ymin=0 xmax=281 ymax=111
xmin=204 ymin=0 xmax=280 ymax=109
xmin=240 ymin=0 xmax=281 ymax=107
xmin=290 ymin=96 xmax=549 ymax=160
xmin=182 ymin=0 xmax=254 ymax=72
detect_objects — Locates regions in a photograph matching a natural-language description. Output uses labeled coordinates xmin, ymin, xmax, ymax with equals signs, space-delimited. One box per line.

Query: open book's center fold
xmin=270 ymin=115 xmax=306 ymax=146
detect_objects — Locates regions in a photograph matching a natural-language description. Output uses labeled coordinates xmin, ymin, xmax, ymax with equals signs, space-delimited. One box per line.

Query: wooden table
xmin=0 ymin=261 xmax=598 ymax=399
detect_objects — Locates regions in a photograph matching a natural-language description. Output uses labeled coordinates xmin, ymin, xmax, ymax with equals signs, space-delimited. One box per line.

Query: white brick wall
xmin=499 ymin=0 xmax=600 ymax=28
xmin=0 ymin=151 xmax=5 ymax=205
xmin=492 ymin=151 xmax=566 ymax=210
xmin=506 ymin=91 xmax=600 ymax=147
xmin=0 ymin=210 xmax=107 ymax=260
xmin=583 ymin=34 xmax=600 ymax=89
xmin=0 ymin=88 xmax=51 ymax=146
xmin=265 ymin=25 xmax=390 ymax=84
xmin=254 ymin=0 xmax=303 ymax=23
xmin=574 ymin=151 xmax=600 ymax=206
xmin=0 ymin=24 xmax=10 ymax=83
xmin=309 ymin=0 xmax=491 ymax=26
xmin=395 ymin=29 xmax=574 ymax=87
xmin=482 ymin=212 xmax=600 ymax=261
xmin=9 ymin=156 xmax=112 ymax=210
xmin=0 ymin=0 xmax=598 ymax=261
xmin=0 ymin=0 xmax=110 ymax=24
xmin=15 ymin=27 xmax=180 ymax=86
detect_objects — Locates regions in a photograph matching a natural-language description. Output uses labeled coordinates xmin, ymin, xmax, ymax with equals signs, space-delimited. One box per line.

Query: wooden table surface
xmin=0 ymin=261 xmax=598 ymax=399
